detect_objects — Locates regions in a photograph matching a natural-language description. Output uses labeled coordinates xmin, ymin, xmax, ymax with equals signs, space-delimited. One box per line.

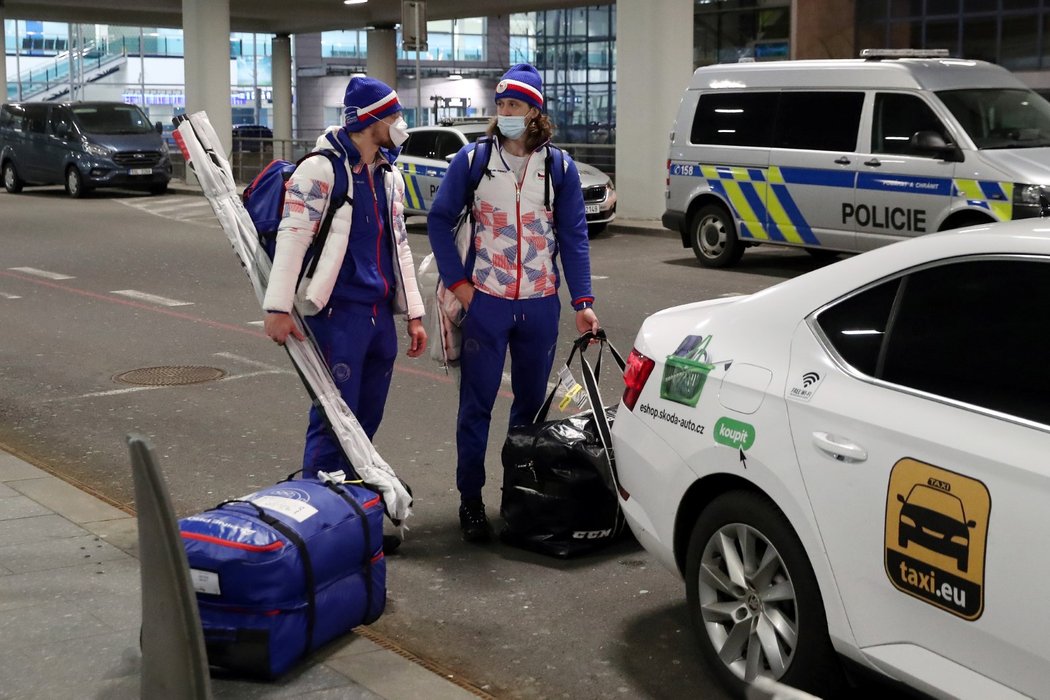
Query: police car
xmin=611 ymin=219 xmax=1050 ymax=699
xmin=664 ymin=49 xmax=1050 ymax=267
xmin=397 ymin=118 xmax=616 ymax=235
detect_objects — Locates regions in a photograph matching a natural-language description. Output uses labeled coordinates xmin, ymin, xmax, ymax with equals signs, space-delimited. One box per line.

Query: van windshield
xmin=70 ymin=104 xmax=154 ymax=135
xmin=937 ymin=88 xmax=1050 ymax=149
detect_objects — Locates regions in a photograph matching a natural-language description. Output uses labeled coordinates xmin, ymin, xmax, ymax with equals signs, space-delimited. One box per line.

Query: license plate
xmin=129 ymin=168 xmax=152 ymax=176
xmin=585 ymin=203 xmax=600 ymax=215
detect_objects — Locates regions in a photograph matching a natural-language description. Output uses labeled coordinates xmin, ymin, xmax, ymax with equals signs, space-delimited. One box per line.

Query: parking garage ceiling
xmin=3 ymin=0 xmax=609 ymax=35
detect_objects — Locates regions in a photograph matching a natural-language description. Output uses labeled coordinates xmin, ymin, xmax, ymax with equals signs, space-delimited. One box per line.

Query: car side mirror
xmin=155 ymin=121 xmax=163 ymax=134
xmin=896 ymin=494 xmax=905 ymax=503
xmin=54 ymin=122 xmax=69 ymax=138
xmin=967 ymin=520 xmax=976 ymax=528
xmin=911 ymin=130 xmax=963 ymax=162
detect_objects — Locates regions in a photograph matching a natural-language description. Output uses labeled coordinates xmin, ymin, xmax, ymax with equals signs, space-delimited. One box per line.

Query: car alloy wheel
xmin=690 ymin=203 xmax=743 ymax=268
xmin=685 ymin=491 xmax=844 ymax=697
xmin=65 ymin=166 xmax=87 ymax=198
xmin=3 ymin=161 xmax=23 ymax=193
xmin=697 ymin=522 xmax=797 ymax=682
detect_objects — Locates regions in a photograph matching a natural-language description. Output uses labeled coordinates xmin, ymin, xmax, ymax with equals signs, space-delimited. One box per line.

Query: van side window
xmin=872 ymin=93 xmax=951 ymax=157
xmin=25 ymin=106 xmax=48 ymax=135
xmin=51 ymin=108 xmax=74 ymax=138
xmin=772 ymin=92 xmax=863 ymax=152
xmin=690 ymin=92 xmax=777 ymax=147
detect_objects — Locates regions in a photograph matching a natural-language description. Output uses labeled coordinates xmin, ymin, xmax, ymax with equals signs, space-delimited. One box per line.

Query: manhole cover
xmin=114 ymin=365 xmax=227 ymax=386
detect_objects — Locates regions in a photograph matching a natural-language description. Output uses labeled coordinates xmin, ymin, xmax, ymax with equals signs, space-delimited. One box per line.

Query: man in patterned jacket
xmin=427 ymin=63 xmax=599 ymax=541
xmin=264 ymin=76 xmax=427 ymax=480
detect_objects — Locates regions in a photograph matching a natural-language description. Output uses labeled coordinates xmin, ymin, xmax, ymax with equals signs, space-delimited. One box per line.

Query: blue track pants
xmin=456 ymin=292 xmax=560 ymax=501
xmin=302 ymin=302 xmax=397 ymax=478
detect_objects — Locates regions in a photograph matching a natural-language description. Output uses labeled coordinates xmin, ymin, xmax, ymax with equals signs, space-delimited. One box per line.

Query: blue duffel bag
xmin=179 ymin=477 xmax=385 ymax=678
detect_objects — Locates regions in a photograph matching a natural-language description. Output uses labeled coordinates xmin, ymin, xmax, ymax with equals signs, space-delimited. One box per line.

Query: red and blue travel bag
xmin=179 ymin=477 xmax=385 ymax=678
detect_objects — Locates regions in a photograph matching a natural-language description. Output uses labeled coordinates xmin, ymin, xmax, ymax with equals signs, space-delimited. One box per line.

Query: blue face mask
xmin=497 ymin=115 xmax=527 ymax=140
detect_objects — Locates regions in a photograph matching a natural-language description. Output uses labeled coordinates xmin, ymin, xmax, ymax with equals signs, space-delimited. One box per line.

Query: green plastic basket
xmin=660 ymin=355 xmax=714 ymax=407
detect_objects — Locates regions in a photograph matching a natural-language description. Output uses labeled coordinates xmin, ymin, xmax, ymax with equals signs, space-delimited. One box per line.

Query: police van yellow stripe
xmin=670 ymin=161 xmax=1018 ymax=240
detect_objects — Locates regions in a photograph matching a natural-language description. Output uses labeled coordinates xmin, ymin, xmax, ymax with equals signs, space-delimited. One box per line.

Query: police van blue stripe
xmin=856 ymin=172 xmax=952 ymax=196
xmin=739 ymin=181 xmax=787 ymax=242
xmin=771 ymin=183 xmax=821 ymax=245
xmin=978 ymin=180 xmax=1007 ymax=201
xmin=779 ymin=166 xmax=855 ymax=189
xmin=748 ymin=168 xmax=766 ymax=182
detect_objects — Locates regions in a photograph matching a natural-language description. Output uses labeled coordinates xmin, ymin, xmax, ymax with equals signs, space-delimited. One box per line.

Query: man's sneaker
xmin=459 ymin=499 xmax=491 ymax=542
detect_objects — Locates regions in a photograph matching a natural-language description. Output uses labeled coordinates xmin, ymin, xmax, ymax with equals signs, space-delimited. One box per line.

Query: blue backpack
xmin=242 ymin=149 xmax=352 ymax=276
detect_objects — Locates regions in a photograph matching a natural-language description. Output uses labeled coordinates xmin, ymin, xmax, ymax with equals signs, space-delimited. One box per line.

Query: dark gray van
xmin=0 ymin=101 xmax=172 ymax=197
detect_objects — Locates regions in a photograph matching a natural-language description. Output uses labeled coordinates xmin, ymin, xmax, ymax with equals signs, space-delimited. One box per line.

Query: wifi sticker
xmin=787 ymin=370 xmax=824 ymax=402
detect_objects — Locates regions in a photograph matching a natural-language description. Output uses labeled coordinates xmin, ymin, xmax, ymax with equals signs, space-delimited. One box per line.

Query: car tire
xmin=685 ymin=490 xmax=845 ymax=698
xmin=65 ymin=166 xmax=89 ymax=199
xmin=148 ymin=183 xmax=168 ymax=196
xmin=588 ymin=223 xmax=607 ymax=237
xmin=690 ymin=204 xmax=744 ymax=268
xmin=2 ymin=160 xmax=23 ymax=194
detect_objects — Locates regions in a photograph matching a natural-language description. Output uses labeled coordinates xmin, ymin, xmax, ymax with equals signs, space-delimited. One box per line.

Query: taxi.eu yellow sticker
xmin=884 ymin=458 xmax=991 ymax=620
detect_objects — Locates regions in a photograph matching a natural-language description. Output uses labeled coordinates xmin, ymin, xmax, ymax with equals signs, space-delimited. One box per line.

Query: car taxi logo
xmin=884 ymin=458 xmax=991 ymax=620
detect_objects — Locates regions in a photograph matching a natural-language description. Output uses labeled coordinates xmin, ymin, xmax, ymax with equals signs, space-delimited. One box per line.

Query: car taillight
xmin=622 ymin=348 xmax=655 ymax=411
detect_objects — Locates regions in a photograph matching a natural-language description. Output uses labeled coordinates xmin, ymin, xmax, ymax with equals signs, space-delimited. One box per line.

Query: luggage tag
xmin=557 ymin=365 xmax=588 ymax=411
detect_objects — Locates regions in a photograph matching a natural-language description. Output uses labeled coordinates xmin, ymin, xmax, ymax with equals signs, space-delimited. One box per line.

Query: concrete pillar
xmin=615 ymin=0 xmax=694 ymax=221
xmin=0 ymin=14 xmax=8 ymax=104
xmin=182 ymin=0 xmax=232 ymax=167
xmin=368 ymin=27 xmax=408 ymax=121
xmin=272 ymin=33 xmax=292 ymax=161
xmin=367 ymin=27 xmax=397 ymax=88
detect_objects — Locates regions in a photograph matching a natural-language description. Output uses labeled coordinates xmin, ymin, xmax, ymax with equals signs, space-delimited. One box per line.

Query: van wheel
xmin=65 ymin=166 xmax=89 ymax=198
xmin=690 ymin=204 xmax=743 ymax=268
xmin=685 ymin=491 xmax=845 ymax=698
xmin=2 ymin=161 xmax=23 ymax=194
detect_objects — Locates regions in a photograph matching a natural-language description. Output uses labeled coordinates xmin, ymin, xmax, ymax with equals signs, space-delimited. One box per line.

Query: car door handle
xmin=834 ymin=156 xmax=851 ymax=165
xmin=812 ymin=432 xmax=868 ymax=463
xmin=863 ymin=158 xmax=882 ymax=167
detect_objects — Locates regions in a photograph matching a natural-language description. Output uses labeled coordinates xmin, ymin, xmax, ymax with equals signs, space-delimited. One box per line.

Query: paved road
xmin=0 ymin=187 xmax=832 ymax=699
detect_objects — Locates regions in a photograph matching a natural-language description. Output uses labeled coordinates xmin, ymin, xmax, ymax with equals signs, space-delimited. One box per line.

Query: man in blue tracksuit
xmin=427 ymin=63 xmax=600 ymax=541
xmin=264 ymin=77 xmax=427 ymax=480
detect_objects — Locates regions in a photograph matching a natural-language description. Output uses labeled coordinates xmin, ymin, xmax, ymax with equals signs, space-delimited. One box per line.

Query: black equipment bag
xmin=500 ymin=330 xmax=627 ymax=557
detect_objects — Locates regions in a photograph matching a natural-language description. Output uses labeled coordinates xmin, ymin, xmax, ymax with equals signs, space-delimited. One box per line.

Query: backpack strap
xmin=465 ymin=135 xmax=493 ymax=211
xmin=298 ymin=148 xmax=353 ymax=280
xmin=543 ymin=144 xmax=565 ymax=212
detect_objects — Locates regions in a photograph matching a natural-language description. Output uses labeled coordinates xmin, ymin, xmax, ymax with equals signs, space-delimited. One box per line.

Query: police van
xmin=663 ymin=49 xmax=1050 ymax=266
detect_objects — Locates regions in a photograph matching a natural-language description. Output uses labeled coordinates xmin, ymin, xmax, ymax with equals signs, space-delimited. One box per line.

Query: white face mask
xmin=497 ymin=115 xmax=528 ymax=140
xmin=388 ymin=117 xmax=409 ymax=147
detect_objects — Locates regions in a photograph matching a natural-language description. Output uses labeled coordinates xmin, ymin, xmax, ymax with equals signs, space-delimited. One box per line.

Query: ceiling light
xmin=344 ymin=0 xmax=368 ymax=5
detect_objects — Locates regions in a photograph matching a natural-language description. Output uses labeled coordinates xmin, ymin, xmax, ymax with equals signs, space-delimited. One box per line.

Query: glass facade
xmin=321 ymin=30 xmax=368 ymax=59
xmin=860 ymin=0 xmax=1050 ymax=70
xmin=396 ymin=17 xmax=486 ymax=62
xmin=693 ymin=0 xmax=791 ymax=67
xmin=527 ymin=5 xmax=616 ymax=146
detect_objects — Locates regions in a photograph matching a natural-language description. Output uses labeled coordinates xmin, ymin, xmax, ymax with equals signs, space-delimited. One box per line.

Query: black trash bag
xmin=499 ymin=331 xmax=627 ymax=558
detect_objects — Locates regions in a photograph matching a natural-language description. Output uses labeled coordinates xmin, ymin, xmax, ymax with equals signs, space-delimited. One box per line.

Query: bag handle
xmin=534 ymin=329 xmax=624 ymax=424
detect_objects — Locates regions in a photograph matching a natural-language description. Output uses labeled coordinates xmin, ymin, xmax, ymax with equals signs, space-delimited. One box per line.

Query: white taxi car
xmin=397 ymin=119 xmax=617 ymax=235
xmin=611 ymin=220 xmax=1050 ymax=699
